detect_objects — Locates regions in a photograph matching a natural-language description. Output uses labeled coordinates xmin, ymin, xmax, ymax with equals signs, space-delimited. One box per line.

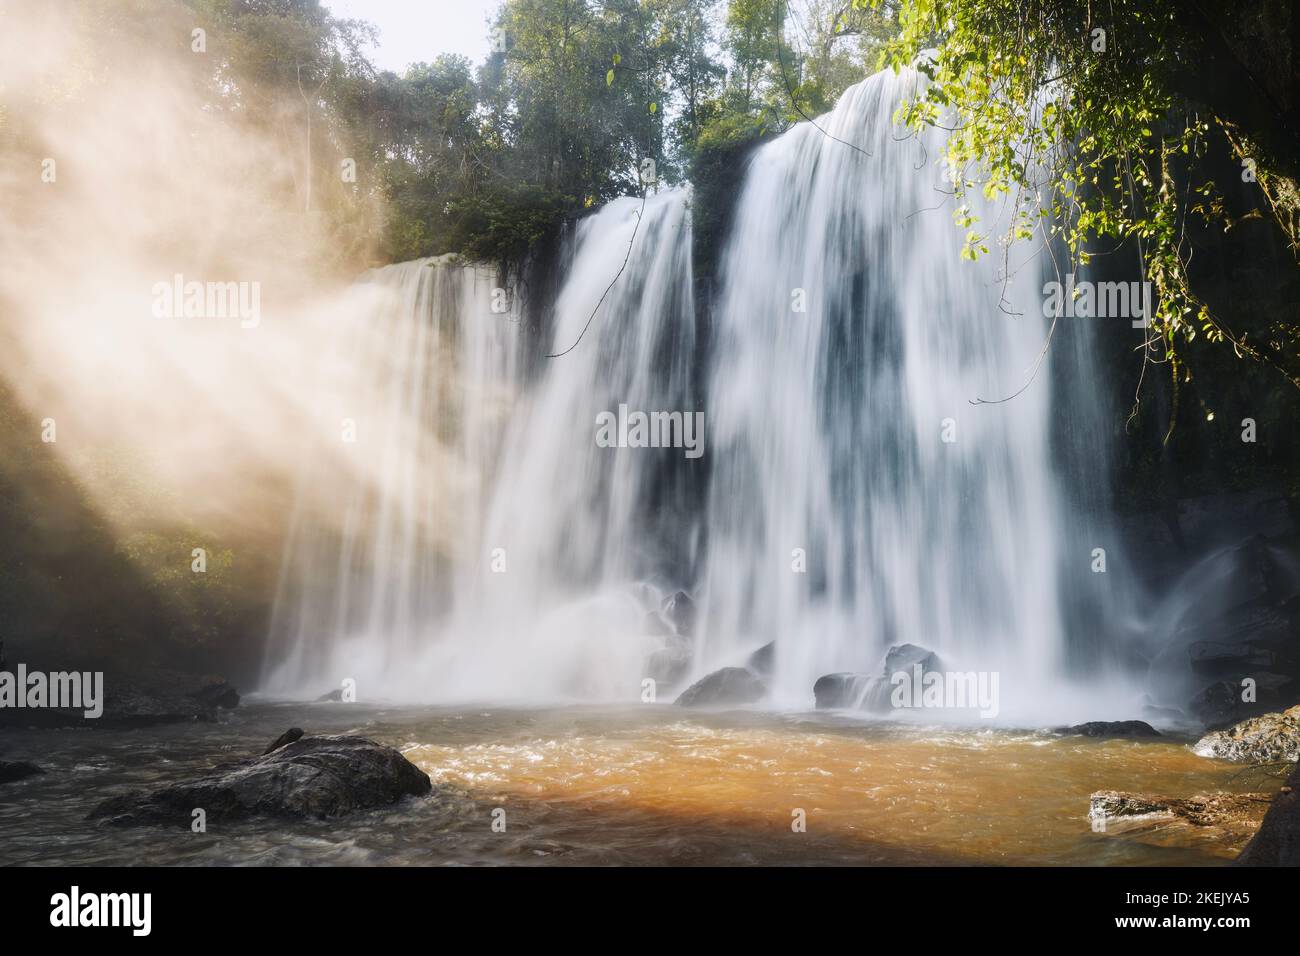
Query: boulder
xmin=88 ymin=734 xmax=431 ymax=827
xmin=885 ymin=643 xmax=942 ymax=677
xmin=814 ymin=672 xmax=874 ymax=709
xmin=1194 ymin=704 xmax=1300 ymax=763
xmin=1236 ymin=764 xmax=1300 ymax=865
xmin=662 ymin=591 xmax=698 ymax=637
xmin=316 ymin=687 xmax=345 ymax=702
xmin=675 ymin=667 xmax=765 ymax=707
xmin=813 ymin=643 xmax=942 ymax=711
xmin=746 ymin=641 xmax=775 ymax=676
xmin=189 ymin=677 xmax=240 ymax=710
xmin=0 ymin=761 xmax=44 ymax=784
xmin=1057 ymin=720 xmax=1162 ymax=738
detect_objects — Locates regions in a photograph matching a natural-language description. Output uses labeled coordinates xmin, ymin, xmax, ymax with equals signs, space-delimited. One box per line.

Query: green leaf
xmin=649 ymin=102 xmax=657 ymax=114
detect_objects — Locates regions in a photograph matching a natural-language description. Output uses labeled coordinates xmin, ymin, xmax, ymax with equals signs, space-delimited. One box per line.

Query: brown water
xmin=0 ymin=702 xmax=1280 ymax=866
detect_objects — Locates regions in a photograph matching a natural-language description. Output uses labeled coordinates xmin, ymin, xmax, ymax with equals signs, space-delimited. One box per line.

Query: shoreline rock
xmin=88 ymin=733 xmax=431 ymax=827
xmin=1193 ymin=704 xmax=1300 ymax=763
xmin=1089 ymin=789 xmax=1271 ymax=848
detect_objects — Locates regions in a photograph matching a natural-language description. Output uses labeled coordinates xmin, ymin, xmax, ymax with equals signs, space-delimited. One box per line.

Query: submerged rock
xmin=1194 ymin=704 xmax=1300 ymax=763
xmin=1058 ymin=720 xmax=1161 ymax=738
xmin=88 ymin=734 xmax=431 ymax=827
xmin=0 ymin=761 xmax=44 ymax=784
xmin=1236 ymin=764 xmax=1300 ymax=865
xmin=675 ymin=667 xmax=765 ymax=707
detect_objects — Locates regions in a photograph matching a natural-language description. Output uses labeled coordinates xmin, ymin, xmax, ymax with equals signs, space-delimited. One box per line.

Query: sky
xmin=323 ymin=0 xmax=502 ymax=73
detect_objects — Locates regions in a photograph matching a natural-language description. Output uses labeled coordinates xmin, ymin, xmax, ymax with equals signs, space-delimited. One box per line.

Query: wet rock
xmin=189 ymin=677 xmax=240 ymax=710
xmin=1057 ymin=720 xmax=1161 ymax=738
xmin=1236 ymin=764 xmax=1300 ymax=865
xmin=88 ymin=734 xmax=431 ymax=827
xmin=1089 ymin=789 xmax=1270 ymax=847
xmin=662 ymin=591 xmax=697 ymax=637
xmin=0 ymin=761 xmax=44 ymax=784
xmin=262 ymin=727 xmax=304 ymax=755
xmin=885 ymin=643 xmax=943 ymax=677
xmin=815 ymin=672 xmax=871 ymax=709
xmin=814 ymin=643 xmax=942 ymax=711
xmin=1194 ymin=704 xmax=1300 ymax=763
xmin=747 ymin=641 xmax=775 ymax=676
xmin=675 ymin=667 xmax=765 ymax=707
xmin=316 ymin=687 xmax=344 ymax=702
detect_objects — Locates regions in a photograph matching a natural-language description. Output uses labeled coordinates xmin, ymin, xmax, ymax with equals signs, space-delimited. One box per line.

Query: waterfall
xmin=264 ymin=191 xmax=699 ymax=702
xmin=265 ymin=68 xmax=1138 ymax=719
xmin=696 ymin=68 xmax=1132 ymax=718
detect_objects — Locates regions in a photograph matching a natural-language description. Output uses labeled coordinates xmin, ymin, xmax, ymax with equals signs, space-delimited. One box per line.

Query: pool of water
xmin=0 ymin=702 xmax=1279 ymax=865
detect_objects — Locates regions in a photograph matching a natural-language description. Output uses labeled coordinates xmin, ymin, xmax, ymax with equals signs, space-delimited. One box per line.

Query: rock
xmin=1236 ymin=763 xmax=1300 ymax=865
xmin=262 ymin=727 xmax=304 ymax=755
xmin=675 ymin=667 xmax=765 ymax=707
xmin=0 ymin=761 xmax=44 ymax=784
xmin=1057 ymin=720 xmax=1162 ymax=738
xmin=1089 ymin=789 xmax=1271 ymax=848
xmin=88 ymin=734 xmax=431 ymax=827
xmin=885 ymin=643 xmax=942 ymax=676
xmin=813 ymin=643 xmax=942 ymax=711
xmin=815 ymin=672 xmax=869 ymax=709
xmin=316 ymin=687 xmax=344 ymax=702
xmin=189 ymin=677 xmax=240 ymax=710
xmin=662 ymin=591 xmax=697 ymax=637
xmin=746 ymin=641 xmax=775 ymax=676
xmin=1194 ymin=704 xmax=1300 ymax=763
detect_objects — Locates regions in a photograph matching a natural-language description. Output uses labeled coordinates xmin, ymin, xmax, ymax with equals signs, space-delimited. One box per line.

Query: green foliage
xmin=875 ymin=0 xmax=1300 ymax=402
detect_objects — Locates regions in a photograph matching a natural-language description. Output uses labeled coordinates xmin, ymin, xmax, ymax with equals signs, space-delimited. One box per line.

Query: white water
xmin=265 ymin=192 xmax=699 ymax=701
xmin=265 ymin=69 xmax=1140 ymax=720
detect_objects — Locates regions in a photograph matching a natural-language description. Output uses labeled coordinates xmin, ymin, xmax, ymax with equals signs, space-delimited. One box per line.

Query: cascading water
xmin=265 ymin=69 xmax=1138 ymax=720
xmin=265 ymin=190 xmax=699 ymax=701
xmin=697 ymin=68 xmax=1134 ymax=719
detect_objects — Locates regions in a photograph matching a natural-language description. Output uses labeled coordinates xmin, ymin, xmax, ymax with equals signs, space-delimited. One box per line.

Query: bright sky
xmin=323 ymin=0 xmax=503 ymax=73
